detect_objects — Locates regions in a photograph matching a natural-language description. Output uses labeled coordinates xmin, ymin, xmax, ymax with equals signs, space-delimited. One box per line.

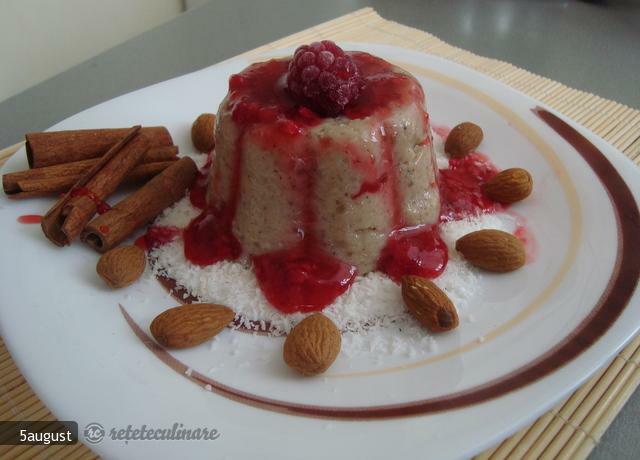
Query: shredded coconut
xmin=151 ymin=200 xmax=510 ymax=354
xmin=149 ymin=132 xmax=513 ymax=356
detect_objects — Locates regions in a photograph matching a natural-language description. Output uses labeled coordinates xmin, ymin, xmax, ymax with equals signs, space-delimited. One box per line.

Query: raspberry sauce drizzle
xmin=438 ymin=152 xmax=501 ymax=222
xmin=374 ymin=123 xmax=449 ymax=282
xmin=352 ymin=173 xmax=388 ymax=199
xmin=183 ymin=136 xmax=244 ymax=265
xmin=70 ymin=187 xmax=111 ymax=214
xmin=376 ymin=143 xmax=508 ymax=283
xmin=252 ymin=148 xmax=357 ymax=313
xmin=136 ymin=226 xmax=182 ymax=251
xmin=377 ymin=225 xmax=448 ymax=283
xmin=17 ymin=214 xmax=42 ymax=224
xmin=253 ymin=245 xmax=357 ymax=313
xmin=382 ymin=124 xmax=404 ymax=228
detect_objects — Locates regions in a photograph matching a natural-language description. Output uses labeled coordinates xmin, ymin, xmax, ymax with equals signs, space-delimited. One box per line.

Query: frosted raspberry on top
xmin=286 ymin=40 xmax=365 ymax=116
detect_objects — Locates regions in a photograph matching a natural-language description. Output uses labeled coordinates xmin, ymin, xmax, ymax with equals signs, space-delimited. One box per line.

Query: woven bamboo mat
xmin=1 ymin=7 xmax=639 ymax=459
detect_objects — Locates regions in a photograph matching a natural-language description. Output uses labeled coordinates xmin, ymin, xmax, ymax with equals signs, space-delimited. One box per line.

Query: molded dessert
xmin=207 ymin=52 xmax=440 ymax=273
xmin=179 ymin=42 xmax=449 ymax=312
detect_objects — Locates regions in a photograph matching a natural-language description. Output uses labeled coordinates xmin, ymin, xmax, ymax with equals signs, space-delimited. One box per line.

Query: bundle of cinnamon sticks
xmin=3 ymin=126 xmax=197 ymax=251
xmin=4 ymin=127 xmax=177 ymax=198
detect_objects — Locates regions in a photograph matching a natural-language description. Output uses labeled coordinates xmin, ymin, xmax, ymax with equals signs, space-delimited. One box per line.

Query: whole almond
xmin=445 ymin=122 xmax=483 ymax=158
xmin=456 ymin=229 xmax=525 ymax=272
xmin=191 ymin=113 xmax=216 ymax=152
xmin=401 ymin=276 xmax=459 ymax=332
xmin=482 ymin=168 xmax=533 ymax=203
xmin=283 ymin=314 xmax=341 ymax=376
xmin=96 ymin=245 xmax=145 ymax=288
xmin=150 ymin=304 xmax=235 ymax=349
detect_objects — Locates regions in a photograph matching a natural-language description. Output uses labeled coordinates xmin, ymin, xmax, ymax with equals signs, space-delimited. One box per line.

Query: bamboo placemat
xmin=1 ymin=7 xmax=639 ymax=459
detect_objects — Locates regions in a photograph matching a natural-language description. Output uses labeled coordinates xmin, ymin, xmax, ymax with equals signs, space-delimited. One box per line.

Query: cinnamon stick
xmin=141 ymin=145 xmax=178 ymax=162
xmin=4 ymin=146 xmax=178 ymax=197
xmin=5 ymin=161 xmax=175 ymax=198
xmin=26 ymin=126 xmax=172 ymax=168
xmin=82 ymin=157 xmax=197 ymax=252
xmin=41 ymin=126 xmax=149 ymax=246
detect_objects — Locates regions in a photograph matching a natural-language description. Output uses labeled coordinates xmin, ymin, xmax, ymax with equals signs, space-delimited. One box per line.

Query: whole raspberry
xmin=287 ymin=41 xmax=364 ymax=116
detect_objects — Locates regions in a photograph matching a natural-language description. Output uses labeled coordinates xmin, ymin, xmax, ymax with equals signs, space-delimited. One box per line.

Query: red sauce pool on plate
xmin=17 ymin=214 xmax=42 ymax=224
xmin=253 ymin=243 xmax=357 ymax=314
xmin=438 ymin=152 xmax=501 ymax=222
xmin=376 ymin=225 xmax=448 ymax=283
